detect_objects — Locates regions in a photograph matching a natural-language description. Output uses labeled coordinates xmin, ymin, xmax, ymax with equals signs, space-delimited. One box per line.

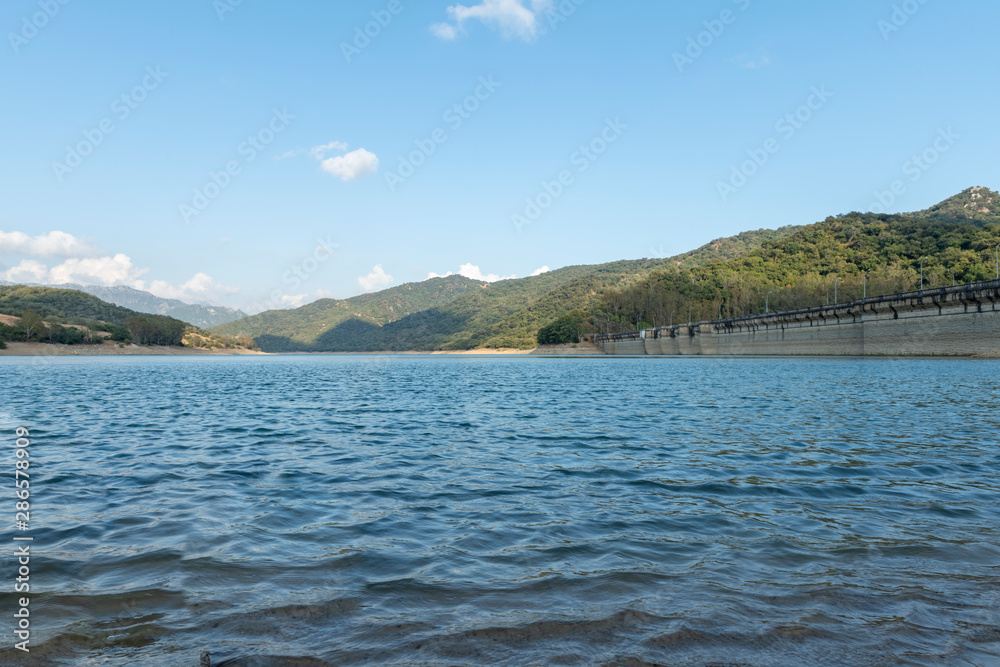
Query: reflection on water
xmin=1 ymin=356 xmax=998 ymax=665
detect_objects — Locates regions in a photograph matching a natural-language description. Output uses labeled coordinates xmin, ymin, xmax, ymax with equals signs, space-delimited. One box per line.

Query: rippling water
xmin=1 ymin=355 xmax=999 ymax=666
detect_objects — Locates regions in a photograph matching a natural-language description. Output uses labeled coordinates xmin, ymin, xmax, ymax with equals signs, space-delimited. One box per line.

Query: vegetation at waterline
xmin=0 ymin=286 xmax=257 ymax=350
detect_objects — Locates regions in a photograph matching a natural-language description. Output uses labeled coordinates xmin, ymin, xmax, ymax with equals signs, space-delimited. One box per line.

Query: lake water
xmin=1 ymin=355 xmax=999 ymax=666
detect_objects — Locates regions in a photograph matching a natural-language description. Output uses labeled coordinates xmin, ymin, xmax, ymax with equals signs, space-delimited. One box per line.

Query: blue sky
xmin=2 ymin=0 xmax=998 ymax=312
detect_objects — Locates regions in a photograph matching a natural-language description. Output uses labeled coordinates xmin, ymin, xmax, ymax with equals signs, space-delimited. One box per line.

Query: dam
xmin=593 ymin=279 xmax=1000 ymax=357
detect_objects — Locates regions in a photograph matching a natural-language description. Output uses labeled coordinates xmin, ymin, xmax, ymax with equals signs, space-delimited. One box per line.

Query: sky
xmin=2 ymin=0 xmax=998 ymax=313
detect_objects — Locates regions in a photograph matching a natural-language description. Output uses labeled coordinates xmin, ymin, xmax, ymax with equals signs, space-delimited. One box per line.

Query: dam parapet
xmin=594 ymin=280 xmax=1000 ymax=357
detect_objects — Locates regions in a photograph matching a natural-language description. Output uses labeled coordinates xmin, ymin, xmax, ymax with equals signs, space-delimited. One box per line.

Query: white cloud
xmin=430 ymin=22 xmax=458 ymax=40
xmin=321 ymin=148 xmax=379 ymax=182
xmin=530 ymin=265 xmax=550 ymax=276
xmin=276 ymin=142 xmax=379 ymax=182
xmin=428 ymin=263 xmax=517 ymax=283
xmin=434 ymin=0 xmax=554 ymax=41
xmin=3 ymin=260 xmax=49 ymax=283
xmin=145 ymin=272 xmax=239 ymax=304
xmin=0 ymin=230 xmax=97 ymax=258
xmin=47 ymin=254 xmax=148 ymax=287
xmin=277 ymin=294 xmax=308 ymax=308
xmin=358 ymin=265 xmax=394 ymax=293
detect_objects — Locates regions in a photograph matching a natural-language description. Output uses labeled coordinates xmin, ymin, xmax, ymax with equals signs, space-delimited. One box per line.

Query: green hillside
xmin=212 ymin=227 xmax=800 ymax=352
xmin=599 ymin=189 xmax=1000 ymax=331
xmin=0 ymin=285 xmax=254 ymax=349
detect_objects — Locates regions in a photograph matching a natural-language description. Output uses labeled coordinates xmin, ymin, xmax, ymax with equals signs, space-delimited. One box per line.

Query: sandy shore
xmin=0 ymin=342 xmax=266 ymax=357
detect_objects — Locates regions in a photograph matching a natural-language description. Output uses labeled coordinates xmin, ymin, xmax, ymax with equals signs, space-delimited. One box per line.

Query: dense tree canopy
xmin=595 ymin=213 xmax=1000 ymax=332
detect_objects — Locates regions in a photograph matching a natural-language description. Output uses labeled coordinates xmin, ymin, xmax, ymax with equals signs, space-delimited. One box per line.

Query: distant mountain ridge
xmin=0 ymin=282 xmax=246 ymax=328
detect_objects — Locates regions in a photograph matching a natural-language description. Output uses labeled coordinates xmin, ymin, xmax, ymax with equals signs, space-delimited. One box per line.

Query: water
xmin=1 ymin=355 xmax=999 ymax=666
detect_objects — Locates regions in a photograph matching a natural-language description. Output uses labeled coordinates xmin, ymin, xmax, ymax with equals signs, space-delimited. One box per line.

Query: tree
xmin=19 ymin=310 xmax=45 ymax=341
xmin=537 ymin=310 xmax=587 ymax=345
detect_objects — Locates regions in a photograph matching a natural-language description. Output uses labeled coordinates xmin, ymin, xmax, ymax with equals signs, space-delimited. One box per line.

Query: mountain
xmin=906 ymin=186 xmax=1000 ymax=225
xmin=212 ymin=227 xmax=801 ymax=352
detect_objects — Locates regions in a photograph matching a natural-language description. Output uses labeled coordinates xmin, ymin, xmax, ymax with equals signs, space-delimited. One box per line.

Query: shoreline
xmin=0 ymin=342 xmax=608 ymax=358
xmin=0 ymin=342 xmax=266 ymax=357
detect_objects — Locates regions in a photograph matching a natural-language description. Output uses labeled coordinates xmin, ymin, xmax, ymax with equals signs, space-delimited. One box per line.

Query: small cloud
xmin=430 ymin=23 xmax=458 ymax=40
xmin=277 ymin=293 xmax=307 ymax=308
xmin=433 ymin=0 xmax=554 ymax=42
xmin=320 ymin=148 xmax=379 ymax=182
xmin=276 ymin=142 xmax=377 ymax=182
xmin=530 ymin=265 xmax=550 ymax=276
xmin=428 ymin=263 xmax=516 ymax=283
xmin=310 ymin=141 xmax=350 ymax=158
xmin=358 ymin=264 xmax=394 ymax=293
xmin=270 ymin=289 xmax=336 ymax=311
xmin=0 ymin=229 xmax=97 ymax=258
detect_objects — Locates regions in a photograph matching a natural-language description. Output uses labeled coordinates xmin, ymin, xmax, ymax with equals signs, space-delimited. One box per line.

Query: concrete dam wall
xmin=594 ymin=280 xmax=1000 ymax=357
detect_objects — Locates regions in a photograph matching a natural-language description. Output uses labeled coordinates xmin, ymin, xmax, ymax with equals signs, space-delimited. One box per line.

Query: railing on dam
xmin=593 ymin=278 xmax=1000 ymax=344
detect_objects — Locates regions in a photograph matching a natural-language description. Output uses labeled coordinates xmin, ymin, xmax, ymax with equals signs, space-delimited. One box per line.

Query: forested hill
xmin=211 ymin=226 xmax=801 ymax=352
xmin=0 ymin=285 xmax=173 ymax=326
xmin=0 ymin=285 xmax=255 ymax=349
xmin=597 ymin=188 xmax=1000 ymax=332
